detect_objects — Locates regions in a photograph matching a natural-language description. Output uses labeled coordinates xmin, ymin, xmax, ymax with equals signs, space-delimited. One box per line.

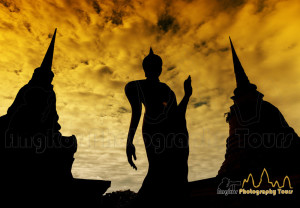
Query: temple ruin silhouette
xmin=0 ymin=29 xmax=110 ymax=207
xmin=188 ymin=38 xmax=300 ymax=208
xmin=217 ymin=38 xmax=300 ymax=179
xmin=1 ymin=30 xmax=300 ymax=207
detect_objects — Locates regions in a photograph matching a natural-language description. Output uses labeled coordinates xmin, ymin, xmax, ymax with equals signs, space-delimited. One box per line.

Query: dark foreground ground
xmin=102 ymin=190 xmax=137 ymax=208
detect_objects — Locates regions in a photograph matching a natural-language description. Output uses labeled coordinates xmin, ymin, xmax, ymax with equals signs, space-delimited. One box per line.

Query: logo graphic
xmin=239 ymin=168 xmax=293 ymax=196
xmin=217 ymin=177 xmax=241 ymax=196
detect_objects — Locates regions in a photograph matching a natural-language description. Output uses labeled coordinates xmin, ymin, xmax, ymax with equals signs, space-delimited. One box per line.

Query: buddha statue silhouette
xmin=125 ymin=48 xmax=192 ymax=207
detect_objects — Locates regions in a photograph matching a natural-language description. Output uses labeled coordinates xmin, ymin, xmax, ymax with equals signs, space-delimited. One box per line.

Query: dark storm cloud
xmin=98 ymin=66 xmax=113 ymax=75
xmin=192 ymin=96 xmax=210 ymax=108
xmin=194 ymin=41 xmax=229 ymax=56
xmin=194 ymin=101 xmax=209 ymax=108
xmin=109 ymin=80 xmax=126 ymax=89
xmin=90 ymin=0 xmax=101 ymax=14
xmin=73 ymin=91 xmax=105 ymax=100
xmin=157 ymin=13 xmax=180 ymax=33
xmin=255 ymin=0 xmax=267 ymax=13
xmin=193 ymin=41 xmax=207 ymax=50
xmin=109 ymin=10 xmax=124 ymax=25
xmin=1 ymin=21 xmax=14 ymax=29
xmin=167 ymin=65 xmax=176 ymax=71
xmin=3 ymin=95 xmax=14 ymax=100
xmin=75 ymin=9 xmax=91 ymax=25
xmin=14 ymin=69 xmax=22 ymax=75
xmin=81 ymin=60 xmax=89 ymax=65
xmin=23 ymin=22 xmax=31 ymax=33
xmin=0 ymin=0 xmax=20 ymax=12
xmin=118 ymin=106 xmax=130 ymax=113
xmin=218 ymin=0 xmax=246 ymax=10
xmin=218 ymin=47 xmax=229 ymax=52
xmin=0 ymin=0 xmax=10 ymax=7
xmin=71 ymin=64 xmax=78 ymax=70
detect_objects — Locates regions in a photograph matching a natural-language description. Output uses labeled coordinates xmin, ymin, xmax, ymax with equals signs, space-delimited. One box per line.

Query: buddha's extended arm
xmin=178 ymin=76 xmax=192 ymax=116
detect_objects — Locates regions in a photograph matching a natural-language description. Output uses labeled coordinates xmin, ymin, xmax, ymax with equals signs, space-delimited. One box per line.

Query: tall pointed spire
xmin=149 ymin=47 xmax=154 ymax=55
xmin=229 ymin=37 xmax=250 ymax=88
xmin=41 ymin=28 xmax=57 ymax=71
xmin=229 ymin=37 xmax=258 ymax=99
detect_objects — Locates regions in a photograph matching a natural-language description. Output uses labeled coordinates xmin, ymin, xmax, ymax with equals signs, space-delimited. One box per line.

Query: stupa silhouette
xmin=0 ymin=29 xmax=110 ymax=207
xmin=188 ymin=38 xmax=300 ymax=207
xmin=217 ymin=38 xmax=300 ymax=180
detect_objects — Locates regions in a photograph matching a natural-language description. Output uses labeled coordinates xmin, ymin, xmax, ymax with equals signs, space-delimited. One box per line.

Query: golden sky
xmin=0 ymin=0 xmax=300 ymax=192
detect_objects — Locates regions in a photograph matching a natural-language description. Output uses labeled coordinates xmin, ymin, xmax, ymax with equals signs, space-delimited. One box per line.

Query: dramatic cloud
xmin=0 ymin=0 xmax=299 ymax=192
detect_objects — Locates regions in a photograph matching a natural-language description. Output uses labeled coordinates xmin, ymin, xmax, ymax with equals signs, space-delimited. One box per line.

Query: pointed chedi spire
xmin=41 ymin=28 xmax=57 ymax=71
xmin=149 ymin=47 xmax=154 ymax=55
xmin=229 ymin=37 xmax=257 ymax=98
xmin=229 ymin=37 xmax=250 ymax=88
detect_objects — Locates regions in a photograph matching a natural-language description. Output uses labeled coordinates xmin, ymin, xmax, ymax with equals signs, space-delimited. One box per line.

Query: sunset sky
xmin=0 ymin=0 xmax=300 ymax=192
